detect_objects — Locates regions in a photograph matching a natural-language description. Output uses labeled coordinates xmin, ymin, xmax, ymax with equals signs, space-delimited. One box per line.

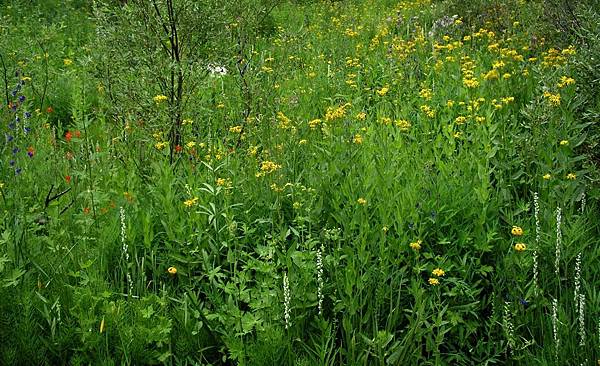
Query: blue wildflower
xmin=18 ymin=95 xmax=25 ymax=103
xmin=24 ymin=111 xmax=31 ymax=119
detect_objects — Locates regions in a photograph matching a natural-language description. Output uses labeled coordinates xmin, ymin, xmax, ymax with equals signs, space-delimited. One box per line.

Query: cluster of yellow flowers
xmin=410 ymin=239 xmax=422 ymax=251
xmin=325 ymin=103 xmax=351 ymax=122
xmin=183 ymin=197 xmax=198 ymax=207
xmin=543 ymin=91 xmax=561 ymax=106
xmin=256 ymin=161 xmax=281 ymax=178
xmin=557 ymin=76 xmax=575 ymax=88
xmin=428 ymin=267 xmax=446 ymax=286
xmin=461 ymin=56 xmax=479 ymax=88
xmin=153 ymin=94 xmax=168 ymax=103
xmin=229 ymin=125 xmax=242 ymax=133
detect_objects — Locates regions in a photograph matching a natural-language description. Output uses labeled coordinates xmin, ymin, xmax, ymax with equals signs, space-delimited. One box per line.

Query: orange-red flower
xmin=65 ymin=131 xmax=73 ymax=142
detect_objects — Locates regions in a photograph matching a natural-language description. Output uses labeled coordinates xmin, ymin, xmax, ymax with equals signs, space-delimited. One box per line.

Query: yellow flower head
xmin=514 ymin=243 xmax=526 ymax=252
xmin=153 ymin=95 xmax=168 ymax=103
xmin=376 ymin=86 xmax=389 ymax=96
xmin=410 ymin=240 xmax=422 ymax=251
xmin=511 ymin=226 xmax=524 ymax=236
xmin=63 ymin=58 xmax=73 ymax=66
xmin=357 ymin=197 xmax=367 ymax=205
xmin=432 ymin=268 xmax=445 ymax=277
xmin=428 ymin=277 xmax=440 ymax=285
xmin=566 ymin=173 xmax=577 ymax=180
xmin=559 ymin=140 xmax=569 ymax=146
xmin=229 ymin=125 xmax=242 ymax=133
xmin=543 ymin=173 xmax=551 ymax=180
xmin=168 ymin=266 xmax=177 ymax=275
xmin=183 ymin=197 xmax=198 ymax=207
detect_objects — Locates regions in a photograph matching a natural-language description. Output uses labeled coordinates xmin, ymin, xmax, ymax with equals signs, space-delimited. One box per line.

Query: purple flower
xmin=18 ymin=95 xmax=25 ymax=103
xmin=24 ymin=127 xmax=31 ymax=134
xmin=27 ymin=151 xmax=34 ymax=158
xmin=9 ymin=160 xmax=15 ymax=166
xmin=15 ymin=168 xmax=22 ymax=175
xmin=6 ymin=134 xmax=14 ymax=142
xmin=24 ymin=111 xmax=31 ymax=119
xmin=12 ymin=147 xmax=20 ymax=155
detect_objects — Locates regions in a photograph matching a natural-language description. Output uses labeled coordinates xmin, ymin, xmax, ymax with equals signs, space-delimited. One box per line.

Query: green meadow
xmin=1 ymin=0 xmax=599 ymax=364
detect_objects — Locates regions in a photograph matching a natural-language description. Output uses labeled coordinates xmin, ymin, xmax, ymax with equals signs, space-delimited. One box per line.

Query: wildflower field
xmin=1 ymin=0 xmax=600 ymax=364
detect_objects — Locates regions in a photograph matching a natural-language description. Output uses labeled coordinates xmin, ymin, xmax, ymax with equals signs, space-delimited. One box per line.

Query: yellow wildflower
xmin=560 ymin=140 xmax=569 ymax=146
xmin=428 ymin=278 xmax=440 ymax=285
xmin=543 ymin=91 xmax=561 ymax=106
xmin=229 ymin=125 xmax=243 ymax=133
xmin=566 ymin=173 xmax=576 ymax=180
xmin=353 ymin=134 xmax=363 ymax=144
xmin=455 ymin=116 xmax=467 ymax=124
xmin=183 ymin=197 xmax=198 ymax=207
xmin=395 ymin=119 xmax=411 ymax=131
xmin=557 ymin=76 xmax=575 ymax=88
xmin=155 ymin=142 xmax=168 ymax=150
xmin=514 ymin=243 xmax=526 ymax=252
xmin=63 ymin=58 xmax=73 ymax=66
xmin=511 ymin=226 xmax=524 ymax=236
xmin=410 ymin=240 xmax=422 ymax=251
xmin=357 ymin=197 xmax=367 ymax=205
xmin=432 ymin=268 xmax=445 ymax=277
xmin=309 ymin=118 xmax=322 ymax=129
xmin=419 ymin=88 xmax=433 ymax=100
xmin=168 ymin=266 xmax=177 ymax=275
xmin=543 ymin=173 xmax=551 ymax=180
xmin=376 ymin=86 xmax=389 ymax=96
xmin=153 ymin=95 xmax=168 ymax=103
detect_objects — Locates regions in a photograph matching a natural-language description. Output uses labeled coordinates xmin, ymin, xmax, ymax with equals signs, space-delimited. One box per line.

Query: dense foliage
xmin=1 ymin=0 xmax=599 ymax=364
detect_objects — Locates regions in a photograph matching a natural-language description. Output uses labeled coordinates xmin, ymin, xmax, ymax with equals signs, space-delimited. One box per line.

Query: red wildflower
xmin=65 ymin=175 xmax=71 ymax=183
xmin=65 ymin=131 xmax=73 ymax=142
xmin=175 ymin=144 xmax=183 ymax=153
xmin=46 ymin=106 xmax=53 ymax=113
xmin=74 ymin=130 xmax=81 ymax=138
xmin=83 ymin=207 xmax=91 ymax=214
